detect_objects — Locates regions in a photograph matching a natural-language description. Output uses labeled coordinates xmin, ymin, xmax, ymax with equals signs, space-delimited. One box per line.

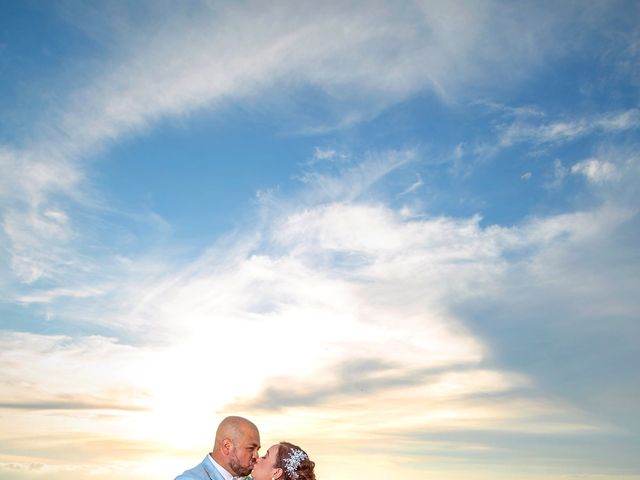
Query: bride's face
xmin=251 ymin=444 xmax=280 ymax=480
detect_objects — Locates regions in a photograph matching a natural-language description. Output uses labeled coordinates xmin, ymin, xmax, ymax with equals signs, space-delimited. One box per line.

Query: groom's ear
xmin=221 ymin=438 xmax=232 ymax=454
xmin=272 ymin=467 xmax=283 ymax=480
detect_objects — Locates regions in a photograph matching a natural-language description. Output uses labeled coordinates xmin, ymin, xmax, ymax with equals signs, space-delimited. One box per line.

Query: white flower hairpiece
xmin=283 ymin=448 xmax=307 ymax=480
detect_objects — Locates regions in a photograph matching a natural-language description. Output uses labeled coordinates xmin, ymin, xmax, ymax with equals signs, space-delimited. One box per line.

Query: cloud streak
xmin=498 ymin=109 xmax=640 ymax=147
xmin=0 ymin=400 xmax=148 ymax=412
xmin=0 ymin=0 xmax=586 ymax=283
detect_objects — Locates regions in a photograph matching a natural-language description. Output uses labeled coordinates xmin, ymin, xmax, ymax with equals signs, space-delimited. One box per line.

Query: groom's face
xmin=229 ymin=425 xmax=261 ymax=477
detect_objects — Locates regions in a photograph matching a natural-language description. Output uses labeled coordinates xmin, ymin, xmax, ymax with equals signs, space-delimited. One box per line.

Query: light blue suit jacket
xmin=175 ymin=455 xmax=226 ymax=480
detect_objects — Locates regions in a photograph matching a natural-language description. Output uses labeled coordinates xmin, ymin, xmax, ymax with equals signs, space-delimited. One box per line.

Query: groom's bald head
xmin=212 ymin=416 xmax=260 ymax=477
xmin=214 ymin=416 xmax=258 ymax=446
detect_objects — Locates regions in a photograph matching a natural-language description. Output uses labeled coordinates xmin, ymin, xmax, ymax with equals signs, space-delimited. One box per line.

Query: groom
xmin=175 ymin=416 xmax=261 ymax=480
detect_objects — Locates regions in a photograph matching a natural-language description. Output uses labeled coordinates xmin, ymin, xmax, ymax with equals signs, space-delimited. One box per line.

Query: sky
xmin=1 ymin=1 xmax=639 ymax=479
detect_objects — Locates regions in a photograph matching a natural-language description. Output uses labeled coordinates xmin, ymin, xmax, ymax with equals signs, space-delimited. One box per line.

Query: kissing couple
xmin=174 ymin=416 xmax=316 ymax=480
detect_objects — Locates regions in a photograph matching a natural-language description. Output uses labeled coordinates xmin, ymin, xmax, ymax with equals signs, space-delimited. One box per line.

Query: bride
xmin=250 ymin=442 xmax=316 ymax=480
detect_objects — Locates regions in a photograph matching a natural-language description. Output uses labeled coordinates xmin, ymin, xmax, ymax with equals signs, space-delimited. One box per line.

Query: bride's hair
xmin=275 ymin=442 xmax=316 ymax=480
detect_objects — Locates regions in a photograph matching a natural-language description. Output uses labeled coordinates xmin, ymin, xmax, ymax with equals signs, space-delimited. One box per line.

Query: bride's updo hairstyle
xmin=275 ymin=442 xmax=316 ymax=480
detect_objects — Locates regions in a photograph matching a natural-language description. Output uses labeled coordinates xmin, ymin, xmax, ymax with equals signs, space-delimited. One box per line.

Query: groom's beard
xmin=229 ymin=453 xmax=253 ymax=477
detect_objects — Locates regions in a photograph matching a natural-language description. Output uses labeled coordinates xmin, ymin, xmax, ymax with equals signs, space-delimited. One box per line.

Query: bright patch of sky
xmin=1 ymin=1 xmax=639 ymax=480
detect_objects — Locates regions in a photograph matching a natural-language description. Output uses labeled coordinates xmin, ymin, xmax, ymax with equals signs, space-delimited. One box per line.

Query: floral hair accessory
xmin=283 ymin=448 xmax=307 ymax=480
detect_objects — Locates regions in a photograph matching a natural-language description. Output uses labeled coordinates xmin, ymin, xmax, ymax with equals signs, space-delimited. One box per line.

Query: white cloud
xmin=3 ymin=145 xmax=638 ymax=476
xmin=0 ymin=1 xmax=604 ymax=285
xmin=55 ymin=0 xmax=558 ymax=150
xmin=139 ymin=205 xmax=636 ymax=459
xmin=571 ymin=158 xmax=620 ymax=183
xmin=15 ymin=286 xmax=107 ymax=304
xmin=498 ymin=109 xmax=640 ymax=148
xmin=0 ymin=147 xmax=81 ymax=207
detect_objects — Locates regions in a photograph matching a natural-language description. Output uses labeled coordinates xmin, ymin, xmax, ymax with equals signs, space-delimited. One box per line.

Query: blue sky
xmin=1 ymin=1 xmax=639 ymax=480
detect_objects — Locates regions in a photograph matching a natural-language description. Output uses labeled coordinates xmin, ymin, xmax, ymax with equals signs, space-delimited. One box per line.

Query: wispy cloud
xmin=473 ymin=99 xmax=545 ymax=119
xmin=399 ymin=173 xmax=424 ymax=196
xmin=471 ymin=107 xmax=640 ymax=163
xmin=0 ymin=432 xmax=173 ymax=480
xmin=295 ymin=149 xmax=417 ymax=203
xmin=498 ymin=109 xmax=640 ymax=147
xmin=232 ymin=359 xmax=483 ymax=411
xmin=3 ymin=143 xmax=639 ymax=476
xmin=15 ymin=286 xmax=109 ymax=305
xmin=0 ymin=332 xmax=152 ymax=410
xmin=0 ymin=0 xmax=582 ymax=284
xmin=571 ymin=158 xmax=620 ymax=183
xmin=0 ymin=399 xmax=148 ymax=412
xmin=94 ymin=151 xmax=639 ymax=432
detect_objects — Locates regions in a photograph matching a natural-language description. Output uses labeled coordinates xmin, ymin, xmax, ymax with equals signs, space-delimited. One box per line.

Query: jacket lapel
xmin=202 ymin=455 xmax=226 ymax=480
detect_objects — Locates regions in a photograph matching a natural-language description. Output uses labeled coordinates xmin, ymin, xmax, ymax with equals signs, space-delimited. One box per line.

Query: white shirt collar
xmin=207 ymin=453 xmax=236 ymax=480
